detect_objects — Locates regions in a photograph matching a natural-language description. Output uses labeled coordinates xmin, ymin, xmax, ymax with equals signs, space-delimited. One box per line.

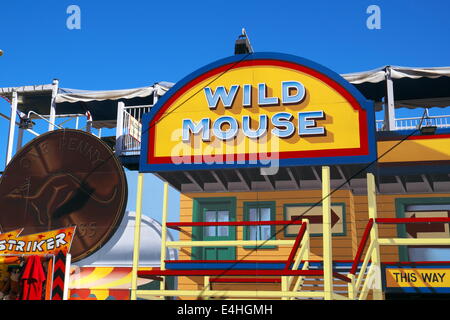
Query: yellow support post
xmin=204 ymin=276 xmax=211 ymax=300
xmin=347 ymin=274 xmax=355 ymax=300
xmin=160 ymin=182 xmax=169 ymax=291
xmin=322 ymin=166 xmax=333 ymax=300
xmin=281 ymin=276 xmax=288 ymax=300
xmin=367 ymin=172 xmax=383 ymax=300
xmin=130 ymin=173 xmax=144 ymax=300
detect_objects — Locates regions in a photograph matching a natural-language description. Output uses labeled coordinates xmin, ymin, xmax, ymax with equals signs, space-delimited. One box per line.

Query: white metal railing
xmin=115 ymin=107 xmax=450 ymax=157
xmin=375 ymin=120 xmax=384 ymax=131
xmin=116 ymin=104 xmax=153 ymax=156
xmin=376 ymin=114 xmax=450 ymax=131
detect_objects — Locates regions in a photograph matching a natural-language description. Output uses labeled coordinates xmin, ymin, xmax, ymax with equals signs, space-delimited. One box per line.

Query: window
xmin=244 ymin=201 xmax=276 ymax=248
xmin=192 ymin=197 xmax=237 ymax=260
xmin=204 ymin=210 xmax=230 ymax=237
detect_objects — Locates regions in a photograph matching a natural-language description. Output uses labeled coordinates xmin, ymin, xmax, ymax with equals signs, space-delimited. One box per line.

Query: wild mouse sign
xmin=140 ymin=53 xmax=376 ymax=172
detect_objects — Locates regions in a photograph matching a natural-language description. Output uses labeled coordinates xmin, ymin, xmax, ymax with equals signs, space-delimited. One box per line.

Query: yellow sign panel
xmin=141 ymin=53 xmax=376 ymax=172
xmin=378 ymin=135 xmax=450 ymax=164
xmin=386 ymin=268 xmax=450 ymax=288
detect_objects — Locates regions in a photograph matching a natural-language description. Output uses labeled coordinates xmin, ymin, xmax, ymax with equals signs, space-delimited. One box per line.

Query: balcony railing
xmin=376 ymin=114 xmax=450 ymax=131
xmin=116 ymin=103 xmax=153 ymax=156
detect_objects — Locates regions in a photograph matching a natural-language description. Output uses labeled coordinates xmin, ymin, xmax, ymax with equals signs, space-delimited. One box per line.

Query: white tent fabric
xmin=342 ymin=67 xmax=386 ymax=84
xmin=342 ymin=66 xmax=450 ymax=110
xmin=342 ymin=66 xmax=450 ymax=84
xmin=56 ymin=82 xmax=173 ymax=104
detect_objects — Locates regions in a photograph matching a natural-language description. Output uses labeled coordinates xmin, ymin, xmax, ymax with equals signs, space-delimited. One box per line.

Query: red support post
xmin=350 ymin=218 xmax=374 ymax=275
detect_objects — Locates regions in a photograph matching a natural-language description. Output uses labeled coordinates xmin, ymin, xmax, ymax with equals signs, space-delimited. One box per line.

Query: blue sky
xmin=0 ymin=0 xmax=449 ymax=226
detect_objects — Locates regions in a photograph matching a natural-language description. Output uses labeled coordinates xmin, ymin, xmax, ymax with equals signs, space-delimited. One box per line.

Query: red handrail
xmin=138 ymin=268 xmax=350 ymax=282
xmin=376 ymin=217 xmax=450 ymax=224
xmin=284 ymin=222 xmax=307 ymax=270
xmin=166 ymin=220 xmax=304 ymax=229
xmin=138 ymin=269 xmax=325 ymax=277
xmin=350 ymin=218 xmax=374 ymax=275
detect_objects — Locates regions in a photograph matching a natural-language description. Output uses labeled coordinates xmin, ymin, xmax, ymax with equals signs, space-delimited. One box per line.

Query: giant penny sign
xmin=0 ymin=129 xmax=127 ymax=261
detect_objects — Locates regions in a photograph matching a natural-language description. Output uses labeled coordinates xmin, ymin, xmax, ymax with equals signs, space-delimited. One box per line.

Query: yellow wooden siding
xmin=178 ymin=190 xmax=357 ymax=292
xmin=176 ymin=190 xmax=450 ymax=294
xmin=353 ymin=192 xmax=450 ymax=262
xmin=179 ymin=190 xmax=356 ymax=262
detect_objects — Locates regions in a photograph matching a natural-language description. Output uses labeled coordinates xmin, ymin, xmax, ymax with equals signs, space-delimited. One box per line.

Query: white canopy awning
xmin=342 ymin=66 xmax=450 ymax=84
xmin=0 ymin=81 xmax=174 ymax=123
xmin=56 ymin=82 xmax=173 ymax=104
xmin=342 ymin=66 xmax=450 ymax=110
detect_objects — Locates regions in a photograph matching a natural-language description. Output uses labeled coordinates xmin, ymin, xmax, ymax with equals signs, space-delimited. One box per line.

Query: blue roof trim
xmin=165 ymin=261 xmax=360 ymax=270
xmin=377 ymin=127 xmax=450 ymax=139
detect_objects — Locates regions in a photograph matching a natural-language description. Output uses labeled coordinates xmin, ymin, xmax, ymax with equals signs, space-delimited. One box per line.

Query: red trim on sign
xmin=147 ymin=59 xmax=370 ymax=165
xmin=151 ymin=146 xmax=367 ymax=165
xmin=379 ymin=133 xmax=450 ymax=142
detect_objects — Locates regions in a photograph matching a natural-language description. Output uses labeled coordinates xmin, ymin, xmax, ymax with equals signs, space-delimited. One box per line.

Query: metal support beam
xmin=16 ymin=127 xmax=24 ymax=152
xmin=384 ymin=67 xmax=396 ymax=131
xmin=395 ymin=175 xmax=407 ymax=193
xmin=160 ymin=182 xmax=169 ymax=291
xmin=6 ymin=90 xmax=18 ymax=167
xmin=286 ymin=167 xmax=300 ymax=188
xmin=235 ymin=169 xmax=251 ymax=190
xmin=130 ymin=173 xmax=144 ymax=300
xmin=337 ymin=166 xmax=351 ymax=189
xmin=421 ymin=174 xmax=434 ymax=192
xmin=48 ymin=78 xmax=59 ymax=131
xmin=153 ymin=87 xmax=159 ymax=105
xmin=115 ymin=101 xmax=125 ymax=156
xmin=312 ymin=166 xmax=321 ymax=182
xmin=185 ymin=172 xmax=204 ymax=191
xmin=63 ymin=253 xmax=72 ymax=300
xmin=211 ymin=171 xmax=228 ymax=191
xmin=322 ymin=166 xmax=333 ymax=300
xmin=367 ymin=173 xmax=383 ymax=300
xmin=262 ymin=172 xmax=276 ymax=190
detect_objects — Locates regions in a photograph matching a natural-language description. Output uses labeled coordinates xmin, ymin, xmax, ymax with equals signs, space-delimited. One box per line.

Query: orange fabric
xmin=0 ymin=257 xmax=20 ymax=265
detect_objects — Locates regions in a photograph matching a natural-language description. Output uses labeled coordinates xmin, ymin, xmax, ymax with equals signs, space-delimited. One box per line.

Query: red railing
xmin=349 ymin=217 xmax=450 ymax=276
xmin=138 ymin=269 xmax=351 ymax=282
xmin=350 ymin=218 xmax=374 ymax=275
xmin=284 ymin=222 xmax=307 ymax=270
xmin=166 ymin=220 xmax=304 ymax=230
xmin=376 ymin=217 xmax=450 ymax=224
